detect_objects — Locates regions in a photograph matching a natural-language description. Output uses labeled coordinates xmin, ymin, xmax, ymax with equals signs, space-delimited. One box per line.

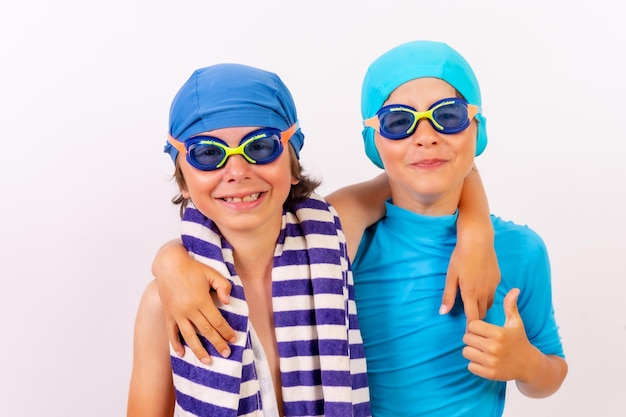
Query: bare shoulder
xmin=135 ymin=280 xmax=167 ymax=331
xmin=140 ymin=280 xmax=164 ymax=310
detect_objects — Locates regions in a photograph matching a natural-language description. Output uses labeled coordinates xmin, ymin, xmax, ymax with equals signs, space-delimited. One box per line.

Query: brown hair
xmin=171 ymin=144 xmax=320 ymax=217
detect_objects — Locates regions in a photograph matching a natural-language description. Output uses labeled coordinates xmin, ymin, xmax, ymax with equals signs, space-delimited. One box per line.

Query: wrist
xmin=457 ymin=226 xmax=494 ymax=245
xmin=517 ymin=344 xmax=544 ymax=385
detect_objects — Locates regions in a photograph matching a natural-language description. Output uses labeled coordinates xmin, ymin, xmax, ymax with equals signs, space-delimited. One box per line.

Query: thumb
xmin=503 ymin=288 xmax=521 ymax=327
xmin=207 ymin=273 xmax=232 ymax=305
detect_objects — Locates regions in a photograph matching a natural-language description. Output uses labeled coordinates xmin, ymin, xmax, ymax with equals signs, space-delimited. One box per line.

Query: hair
xmin=171 ymin=144 xmax=320 ymax=217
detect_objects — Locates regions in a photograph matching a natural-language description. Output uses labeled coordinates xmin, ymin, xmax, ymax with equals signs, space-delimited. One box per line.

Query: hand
xmin=153 ymin=241 xmax=236 ymax=364
xmin=440 ymin=235 xmax=500 ymax=322
xmin=461 ymin=288 xmax=536 ymax=381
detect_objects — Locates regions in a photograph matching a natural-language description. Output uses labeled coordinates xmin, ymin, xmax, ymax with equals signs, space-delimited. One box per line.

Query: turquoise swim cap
xmin=361 ymin=40 xmax=488 ymax=169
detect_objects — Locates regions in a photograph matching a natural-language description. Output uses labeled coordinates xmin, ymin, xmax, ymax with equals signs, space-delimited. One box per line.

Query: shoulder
xmin=128 ymin=281 xmax=174 ymax=416
xmin=132 ymin=280 xmax=170 ymax=363
xmin=492 ymin=216 xmax=552 ymax=289
xmin=492 ymin=215 xmax=548 ymax=256
xmin=136 ymin=280 xmax=167 ymax=329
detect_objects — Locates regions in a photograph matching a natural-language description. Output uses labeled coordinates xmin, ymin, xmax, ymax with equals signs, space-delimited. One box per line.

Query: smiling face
xmin=178 ymin=126 xmax=297 ymax=239
xmin=375 ymin=77 xmax=477 ymax=215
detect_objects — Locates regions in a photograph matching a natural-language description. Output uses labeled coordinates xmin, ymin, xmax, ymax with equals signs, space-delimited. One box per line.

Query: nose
xmin=222 ymin=154 xmax=252 ymax=182
xmin=411 ymin=118 xmax=439 ymax=147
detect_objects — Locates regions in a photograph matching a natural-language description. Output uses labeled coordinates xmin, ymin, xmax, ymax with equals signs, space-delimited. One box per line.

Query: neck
xmin=220 ymin=217 xmax=282 ymax=282
xmin=390 ymin=184 xmax=462 ymax=216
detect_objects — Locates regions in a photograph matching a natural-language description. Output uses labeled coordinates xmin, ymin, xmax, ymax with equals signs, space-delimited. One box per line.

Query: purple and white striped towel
xmin=172 ymin=192 xmax=371 ymax=417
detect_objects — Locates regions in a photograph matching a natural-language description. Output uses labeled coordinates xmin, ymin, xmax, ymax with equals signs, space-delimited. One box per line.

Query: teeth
xmin=224 ymin=192 xmax=261 ymax=203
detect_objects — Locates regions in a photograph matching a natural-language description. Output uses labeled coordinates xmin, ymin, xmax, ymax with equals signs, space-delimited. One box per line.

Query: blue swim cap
xmin=165 ymin=63 xmax=304 ymax=163
xmin=361 ymin=40 xmax=488 ymax=169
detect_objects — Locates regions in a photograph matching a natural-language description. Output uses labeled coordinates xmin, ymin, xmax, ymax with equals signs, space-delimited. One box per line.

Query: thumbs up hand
xmin=462 ymin=288 xmax=537 ymax=381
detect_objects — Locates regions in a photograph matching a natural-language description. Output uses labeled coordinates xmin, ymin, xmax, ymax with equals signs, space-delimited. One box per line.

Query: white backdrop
xmin=1 ymin=1 xmax=624 ymax=416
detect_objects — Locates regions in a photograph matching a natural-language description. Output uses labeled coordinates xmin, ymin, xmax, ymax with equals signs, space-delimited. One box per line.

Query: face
xmin=178 ymin=126 xmax=297 ymax=239
xmin=375 ymin=77 xmax=477 ymax=215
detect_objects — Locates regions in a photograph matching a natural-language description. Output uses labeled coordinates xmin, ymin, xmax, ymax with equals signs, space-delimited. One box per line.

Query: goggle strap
xmin=167 ymin=135 xmax=186 ymax=154
xmin=281 ymin=122 xmax=299 ymax=144
xmin=363 ymin=116 xmax=380 ymax=130
xmin=467 ymin=104 xmax=480 ymax=119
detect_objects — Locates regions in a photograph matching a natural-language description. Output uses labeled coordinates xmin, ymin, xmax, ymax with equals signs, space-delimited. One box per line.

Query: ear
xmin=181 ymin=183 xmax=190 ymax=199
xmin=173 ymin=158 xmax=191 ymax=199
xmin=291 ymin=176 xmax=300 ymax=185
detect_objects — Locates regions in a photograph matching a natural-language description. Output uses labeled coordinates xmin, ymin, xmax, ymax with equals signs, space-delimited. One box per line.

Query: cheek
xmin=375 ymin=134 xmax=405 ymax=166
xmin=179 ymin=162 xmax=216 ymax=198
xmin=453 ymin=130 xmax=478 ymax=172
xmin=275 ymin=155 xmax=297 ymax=188
xmin=374 ymin=133 xmax=391 ymax=159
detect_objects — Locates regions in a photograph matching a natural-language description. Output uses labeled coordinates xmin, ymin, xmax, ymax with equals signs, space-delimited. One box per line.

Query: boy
xmin=127 ymin=63 xmax=374 ymax=417
xmin=355 ymin=40 xmax=568 ymax=416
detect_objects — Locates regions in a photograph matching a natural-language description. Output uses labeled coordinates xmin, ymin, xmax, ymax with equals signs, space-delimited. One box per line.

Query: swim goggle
xmin=363 ymin=97 xmax=480 ymax=140
xmin=168 ymin=123 xmax=299 ymax=171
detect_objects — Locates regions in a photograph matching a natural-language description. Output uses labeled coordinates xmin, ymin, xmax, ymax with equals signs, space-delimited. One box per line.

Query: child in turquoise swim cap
xmin=355 ymin=40 xmax=567 ymax=416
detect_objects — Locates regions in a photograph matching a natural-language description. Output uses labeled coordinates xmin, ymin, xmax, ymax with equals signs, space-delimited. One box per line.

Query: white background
xmin=1 ymin=1 xmax=624 ymax=416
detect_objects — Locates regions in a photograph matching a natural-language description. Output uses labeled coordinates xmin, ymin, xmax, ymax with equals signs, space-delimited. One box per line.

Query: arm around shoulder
xmin=447 ymin=165 xmax=500 ymax=321
xmin=325 ymin=173 xmax=390 ymax=261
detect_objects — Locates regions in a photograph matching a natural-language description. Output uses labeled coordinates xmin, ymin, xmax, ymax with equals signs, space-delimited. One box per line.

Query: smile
xmin=222 ymin=192 xmax=262 ymax=203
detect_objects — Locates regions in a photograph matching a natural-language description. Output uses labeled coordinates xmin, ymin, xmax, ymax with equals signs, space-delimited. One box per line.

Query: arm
xmin=442 ymin=165 xmax=500 ymax=321
xmin=462 ymin=288 xmax=568 ymax=398
xmin=127 ymin=281 xmax=176 ymax=417
xmin=325 ymin=173 xmax=390 ymax=261
xmin=152 ymin=239 xmax=236 ymax=363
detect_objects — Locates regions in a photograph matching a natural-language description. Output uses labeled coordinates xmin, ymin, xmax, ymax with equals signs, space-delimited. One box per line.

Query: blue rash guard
xmin=352 ymin=201 xmax=564 ymax=417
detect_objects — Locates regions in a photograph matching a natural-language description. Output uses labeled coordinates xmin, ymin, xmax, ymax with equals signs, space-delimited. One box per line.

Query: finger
xmin=462 ymin=344 xmax=484 ymax=363
xmin=463 ymin=324 xmax=494 ymax=352
xmin=165 ymin=316 xmax=185 ymax=356
xmin=464 ymin=344 xmax=501 ymax=380
xmin=466 ymin=318 xmax=499 ymax=340
xmin=195 ymin=310 xmax=233 ymax=358
xmin=467 ymin=360 xmax=496 ymax=380
xmin=464 ymin=298 xmax=480 ymax=324
xmin=178 ymin=321 xmax=212 ymax=365
xmin=486 ymin=290 xmax=495 ymax=310
xmin=477 ymin=295 xmax=488 ymax=320
xmin=440 ymin=271 xmax=459 ymax=315
xmin=208 ymin=275 xmax=232 ymax=305
xmin=200 ymin=305 xmax=237 ymax=345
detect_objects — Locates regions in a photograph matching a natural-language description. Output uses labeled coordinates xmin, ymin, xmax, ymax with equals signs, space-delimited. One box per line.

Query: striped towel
xmin=171 ymin=193 xmax=371 ymax=417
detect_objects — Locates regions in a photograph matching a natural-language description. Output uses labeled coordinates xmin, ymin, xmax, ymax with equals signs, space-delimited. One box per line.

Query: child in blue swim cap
xmin=128 ymin=63 xmax=373 ymax=417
